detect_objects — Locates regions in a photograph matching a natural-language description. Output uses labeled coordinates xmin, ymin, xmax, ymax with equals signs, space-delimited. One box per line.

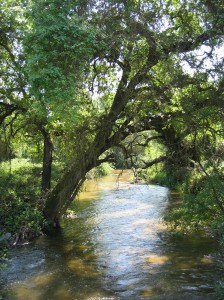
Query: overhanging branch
xmin=96 ymin=153 xmax=116 ymax=165
xmin=141 ymin=155 xmax=167 ymax=169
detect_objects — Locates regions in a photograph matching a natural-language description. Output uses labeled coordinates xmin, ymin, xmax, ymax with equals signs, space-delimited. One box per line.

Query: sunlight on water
xmin=13 ymin=286 xmax=41 ymax=300
xmin=67 ymin=258 xmax=100 ymax=277
xmin=140 ymin=288 xmax=158 ymax=297
xmin=200 ymin=256 xmax=213 ymax=264
xmin=1 ymin=171 xmax=222 ymax=300
xmin=53 ymin=287 xmax=74 ymax=300
xmin=32 ymin=274 xmax=54 ymax=285
xmin=145 ymin=254 xmax=170 ymax=265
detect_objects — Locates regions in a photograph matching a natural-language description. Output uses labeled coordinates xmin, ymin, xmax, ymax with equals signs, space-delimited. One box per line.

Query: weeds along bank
xmin=147 ymin=163 xmax=224 ymax=246
xmin=0 ymin=160 xmax=45 ymax=247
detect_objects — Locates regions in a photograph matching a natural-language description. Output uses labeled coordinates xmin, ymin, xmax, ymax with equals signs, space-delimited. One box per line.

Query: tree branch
xmin=141 ymin=155 xmax=167 ymax=169
xmin=136 ymin=135 xmax=163 ymax=147
xmin=96 ymin=153 xmax=116 ymax=165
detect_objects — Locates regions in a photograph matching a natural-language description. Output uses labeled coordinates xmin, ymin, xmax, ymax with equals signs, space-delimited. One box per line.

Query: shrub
xmin=0 ymin=159 xmax=45 ymax=244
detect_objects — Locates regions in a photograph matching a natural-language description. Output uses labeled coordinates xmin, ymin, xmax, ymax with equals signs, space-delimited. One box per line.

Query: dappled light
xmin=32 ymin=274 xmax=54 ymax=286
xmin=53 ymin=287 xmax=74 ymax=300
xmin=200 ymin=256 xmax=214 ymax=265
xmin=13 ymin=286 xmax=41 ymax=300
xmin=67 ymin=258 xmax=100 ymax=277
xmin=1 ymin=173 xmax=222 ymax=299
xmin=145 ymin=254 xmax=170 ymax=265
xmin=140 ymin=288 xmax=158 ymax=297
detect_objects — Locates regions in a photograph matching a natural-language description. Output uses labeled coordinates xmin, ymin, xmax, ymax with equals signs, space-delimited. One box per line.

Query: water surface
xmin=1 ymin=171 xmax=223 ymax=299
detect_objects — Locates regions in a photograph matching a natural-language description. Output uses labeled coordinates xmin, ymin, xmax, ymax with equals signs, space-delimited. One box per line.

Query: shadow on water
xmin=1 ymin=171 xmax=223 ymax=299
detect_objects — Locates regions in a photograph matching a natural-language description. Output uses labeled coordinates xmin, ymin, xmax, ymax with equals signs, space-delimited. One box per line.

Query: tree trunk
xmin=40 ymin=128 xmax=53 ymax=193
xmin=43 ymin=136 xmax=107 ymax=225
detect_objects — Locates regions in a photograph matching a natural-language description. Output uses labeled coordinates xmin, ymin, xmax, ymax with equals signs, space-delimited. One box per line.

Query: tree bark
xmin=40 ymin=127 xmax=53 ymax=193
xmin=43 ymin=151 xmax=96 ymax=225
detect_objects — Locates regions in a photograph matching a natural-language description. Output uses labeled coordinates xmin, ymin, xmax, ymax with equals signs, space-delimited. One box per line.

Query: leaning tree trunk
xmin=42 ymin=131 xmax=53 ymax=192
xmin=39 ymin=126 xmax=53 ymax=193
xmin=43 ymin=75 xmax=133 ymax=224
xmin=43 ymin=128 xmax=111 ymax=226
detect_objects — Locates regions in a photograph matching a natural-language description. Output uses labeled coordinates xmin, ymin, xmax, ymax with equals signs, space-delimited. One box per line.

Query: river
xmin=1 ymin=171 xmax=223 ymax=299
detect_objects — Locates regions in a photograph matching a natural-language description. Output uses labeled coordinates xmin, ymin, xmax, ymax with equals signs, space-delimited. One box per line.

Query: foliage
xmin=0 ymin=240 xmax=8 ymax=272
xmin=164 ymin=163 xmax=224 ymax=232
xmin=24 ymin=0 xmax=106 ymax=120
xmin=215 ymin=279 xmax=224 ymax=300
xmin=86 ymin=163 xmax=114 ymax=180
xmin=0 ymin=159 xmax=45 ymax=242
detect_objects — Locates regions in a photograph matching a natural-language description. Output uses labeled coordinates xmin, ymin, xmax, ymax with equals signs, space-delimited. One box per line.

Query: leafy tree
xmin=37 ymin=0 xmax=224 ymax=225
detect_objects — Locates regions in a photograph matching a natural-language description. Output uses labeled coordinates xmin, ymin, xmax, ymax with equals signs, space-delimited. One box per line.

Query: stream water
xmin=1 ymin=171 xmax=223 ymax=299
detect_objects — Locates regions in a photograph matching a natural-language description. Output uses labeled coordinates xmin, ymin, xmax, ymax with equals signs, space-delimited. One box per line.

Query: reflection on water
xmin=1 ymin=171 xmax=223 ymax=299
